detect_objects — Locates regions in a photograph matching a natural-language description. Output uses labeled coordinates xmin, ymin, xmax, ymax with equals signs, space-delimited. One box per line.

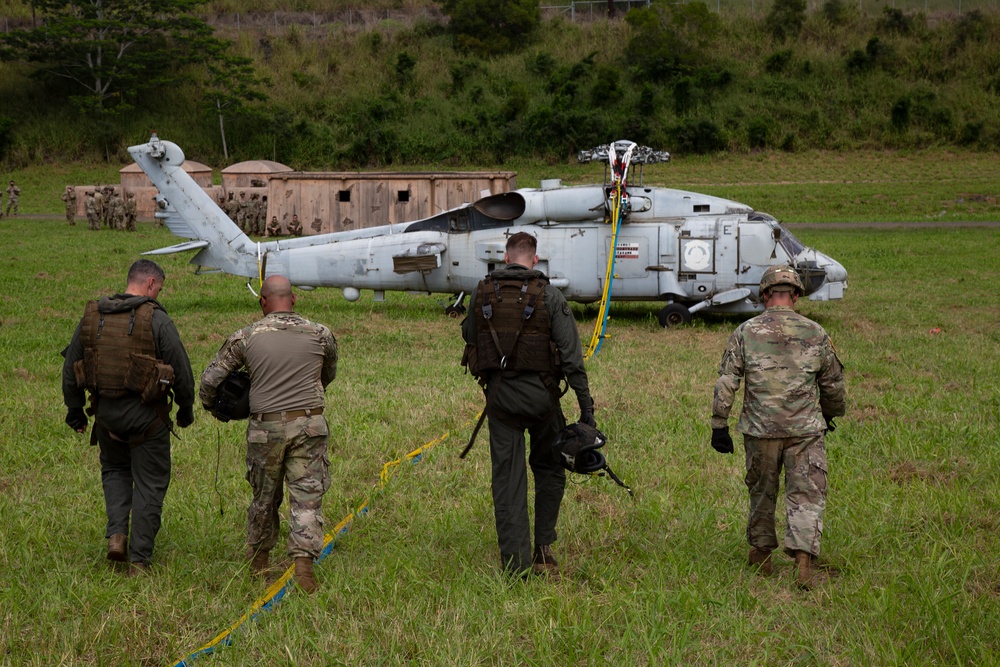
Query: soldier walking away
xmin=61 ymin=259 xmax=196 ymax=575
xmin=199 ymin=276 xmax=338 ymax=593
xmin=287 ymin=214 xmax=302 ymax=237
xmin=124 ymin=192 xmax=138 ymax=231
xmin=84 ymin=191 xmax=100 ymax=231
xmin=62 ymin=186 xmax=78 ymax=225
xmin=110 ymin=190 xmax=126 ymax=230
xmin=5 ymin=180 xmax=20 ymax=216
xmin=461 ymin=232 xmax=596 ymax=578
xmin=711 ymin=265 xmax=846 ymax=589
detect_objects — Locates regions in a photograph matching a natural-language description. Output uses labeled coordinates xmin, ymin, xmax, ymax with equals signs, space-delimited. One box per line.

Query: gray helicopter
xmin=131 ymin=135 xmax=846 ymax=328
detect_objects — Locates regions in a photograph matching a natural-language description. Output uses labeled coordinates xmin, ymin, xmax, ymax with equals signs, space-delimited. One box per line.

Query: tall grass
xmin=0 ymin=204 xmax=998 ymax=664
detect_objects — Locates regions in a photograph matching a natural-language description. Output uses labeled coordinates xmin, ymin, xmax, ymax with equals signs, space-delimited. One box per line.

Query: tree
xmin=0 ymin=0 xmax=217 ymax=115
xmin=201 ymin=46 xmax=269 ymax=160
xmin=765 ymin=0 xmax=807 ymax=43
xmin=440 ymin=0 xmax=540 ymax=57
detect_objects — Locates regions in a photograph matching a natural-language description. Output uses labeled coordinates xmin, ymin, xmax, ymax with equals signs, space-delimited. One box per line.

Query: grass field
xmin=0 ymin=211 xmax=998 ymax=665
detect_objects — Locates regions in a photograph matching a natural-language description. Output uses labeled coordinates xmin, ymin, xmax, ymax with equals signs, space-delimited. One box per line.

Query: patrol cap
xmin=760 ymin=265 xmax=804 ymax=296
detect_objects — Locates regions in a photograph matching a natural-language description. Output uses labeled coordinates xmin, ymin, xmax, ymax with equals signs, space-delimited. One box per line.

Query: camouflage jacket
xmin=200 ymin=311 xmax=338 ymax=415
xmin=712 ymin=306 xmax=846 ymax=437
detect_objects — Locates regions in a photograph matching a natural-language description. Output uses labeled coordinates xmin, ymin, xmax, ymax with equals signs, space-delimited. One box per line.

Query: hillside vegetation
xmin=1 ymin=0 xmax=999 ymax=168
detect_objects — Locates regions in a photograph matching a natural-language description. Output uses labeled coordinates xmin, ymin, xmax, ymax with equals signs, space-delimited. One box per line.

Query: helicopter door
xmin=676 ymin=219 xmax=719 ymax=298
xmin=604 ymin=230 xmax=656 ymax=297
xmin=736 ymin=221 xmax=780 ymax=289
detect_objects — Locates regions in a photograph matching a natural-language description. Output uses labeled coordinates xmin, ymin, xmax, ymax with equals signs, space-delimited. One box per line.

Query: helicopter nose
xmin=807 ymin=252 xmax=848 ymax=301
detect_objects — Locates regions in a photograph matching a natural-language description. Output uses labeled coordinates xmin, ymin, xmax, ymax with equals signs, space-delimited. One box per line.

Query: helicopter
xmin=130 ymin=135 xmax=847 ymax=330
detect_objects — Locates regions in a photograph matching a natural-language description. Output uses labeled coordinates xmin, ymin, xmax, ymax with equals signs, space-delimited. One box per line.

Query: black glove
xmin=824 ymin=415 xmax=837 ymax=432
xmin=711 ymin=427 xmax=734 ymax=454
xmin=177 ymin=405 xmax=194 ymax=428
xmin=66 ymin=407 xmax=87 ymax=432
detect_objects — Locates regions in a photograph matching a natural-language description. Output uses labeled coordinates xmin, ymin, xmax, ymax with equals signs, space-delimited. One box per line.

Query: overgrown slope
xmin=1 ymin=1 xmax=998 ymax=168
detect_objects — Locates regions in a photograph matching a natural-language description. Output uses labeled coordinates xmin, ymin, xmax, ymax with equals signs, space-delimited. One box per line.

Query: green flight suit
xmin=462 ymin=264 xmax=593 ymax=574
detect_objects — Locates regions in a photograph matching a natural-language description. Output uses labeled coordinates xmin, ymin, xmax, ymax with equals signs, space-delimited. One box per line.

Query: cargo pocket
xmin=808 ymin=448 xmax=828 ymax=495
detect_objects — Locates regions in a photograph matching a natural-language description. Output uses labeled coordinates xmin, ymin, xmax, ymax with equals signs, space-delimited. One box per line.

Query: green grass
xmin=0 ymin=214 xmax=998 ymax=665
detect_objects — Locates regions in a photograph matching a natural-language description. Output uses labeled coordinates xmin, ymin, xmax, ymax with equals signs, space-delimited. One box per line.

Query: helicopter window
xmin=777 ymin=224 xmax=806 ymax=257
xmin=338 ymin=190 xmax=351 ymax=203
xmin=693 ymin=204 xmax=710 ymax=213
xmin=398 ymin=190 xmax=410 ymax=203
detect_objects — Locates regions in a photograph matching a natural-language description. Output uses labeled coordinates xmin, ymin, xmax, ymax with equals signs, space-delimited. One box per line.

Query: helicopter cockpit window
xmin=777 ymin=224 xmax=806 ymax=258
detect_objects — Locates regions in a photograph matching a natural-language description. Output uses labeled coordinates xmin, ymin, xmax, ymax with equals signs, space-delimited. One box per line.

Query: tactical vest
xmin=79 ymin=300 xmax=160 ymax=398
xmin=468 ymin=269 xmax=560 ymax=376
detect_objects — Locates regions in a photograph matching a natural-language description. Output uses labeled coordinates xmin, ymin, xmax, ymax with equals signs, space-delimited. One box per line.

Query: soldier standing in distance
xmin=62 ymin=186 xmax=77 ymax=225
xmin=6 ymin=180 xmax=21 ymax=216
xmin=124 ymin=192 xmax=138 ymax=231
xmin=461 ymin=232 xmax=596 ymax=578
xmin=711 ymin=265 xmax=846 ymax=589
xmin=61 ymin=259 xmax=196 ymax=574
xmin=199 ymin=276 xmax=338 ymax=593
xmin=84 ymin=191 xmax=100 ymax=230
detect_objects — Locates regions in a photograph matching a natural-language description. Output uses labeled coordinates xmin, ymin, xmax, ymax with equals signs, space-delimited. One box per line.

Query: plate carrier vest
xmin=79 ymin=300 xmax=160 ymax=398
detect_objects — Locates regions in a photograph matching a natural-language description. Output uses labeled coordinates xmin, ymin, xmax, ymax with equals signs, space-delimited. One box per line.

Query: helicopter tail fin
xmin=128 ymin=134 xmax=256 ymax=278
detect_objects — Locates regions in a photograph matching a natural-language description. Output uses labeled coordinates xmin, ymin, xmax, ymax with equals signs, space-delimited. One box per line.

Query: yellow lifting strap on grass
xmin=169 ymin=419 xmax=474 ymax=667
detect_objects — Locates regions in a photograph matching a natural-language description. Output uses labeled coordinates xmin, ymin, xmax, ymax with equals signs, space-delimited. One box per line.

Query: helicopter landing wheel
xmin=658 ymin=303 xmax=692 ymax=328
xmin=445 ymin=304 xmax=466 ymax=318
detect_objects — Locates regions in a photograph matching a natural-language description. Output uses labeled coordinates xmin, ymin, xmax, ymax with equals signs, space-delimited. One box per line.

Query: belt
xmin=252 ymin=407 xmax=324 ymax=422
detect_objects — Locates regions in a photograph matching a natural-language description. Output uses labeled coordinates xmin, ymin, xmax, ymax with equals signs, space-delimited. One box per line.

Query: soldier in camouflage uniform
xmin=267 ymin=216 xmax=282 ymax=237
xmin=110 ymin=190 xmax=126 ymax=230
xmin=236 ymin=191 xmax=249 ymax=232
xmin=62 ymin=186 xmax=77 ymax=225
xmin=5 ymin=180 xmax=20 ymax=216
xmin=199 ymin=275 xmax=338 ymax=593
xmin=287 ymin=214 xmax=302 ymax=237
xmin=461 ymin=232 xmax=596 ymax=578
xmin=711 ymin=265 xmax=846 ymax=589
xmin=224 ymin=192 xmax=238 ymax=223
xmin=93 ymin=187 xmax=105 ymax=228
xmin=7 ymin=181 xmax=21 ymax=217
xmin=124 ymin=192 xmax=138 ymax=231
xmin=84 ymin=191 xmax=100 ymax=231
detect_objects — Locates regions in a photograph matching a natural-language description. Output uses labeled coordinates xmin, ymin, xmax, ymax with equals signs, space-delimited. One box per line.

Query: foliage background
xmin=1 ymin=0 xmax=999 ymax=168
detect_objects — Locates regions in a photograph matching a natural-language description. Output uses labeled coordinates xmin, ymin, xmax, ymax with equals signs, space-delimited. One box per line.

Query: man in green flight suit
xmin=62 ymin=259 xmax=196 ymax=574
xmin=711 ymin=265 xmax=846 ymax=589
xmin=462 ymin=232 xmax=596 ymax=578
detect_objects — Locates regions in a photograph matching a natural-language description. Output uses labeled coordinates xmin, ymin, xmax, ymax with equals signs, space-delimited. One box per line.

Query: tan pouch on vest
xmin=124 ymin=353 xmax=175 ymax=405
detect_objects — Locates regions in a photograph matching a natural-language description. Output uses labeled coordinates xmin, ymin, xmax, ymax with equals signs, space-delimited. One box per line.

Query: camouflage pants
xmin=743 ymin=433 xmax=827 ymax=557
xmin=245 ymin=414 xmax=330 ymax=559
xmin=87 ymin=213 xmax=100 ymax=231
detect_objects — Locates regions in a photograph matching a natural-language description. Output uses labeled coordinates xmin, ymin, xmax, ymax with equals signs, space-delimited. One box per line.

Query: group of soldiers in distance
xmin=58 ymin=185 xmax=305 ymax=237
xmin=62 ymin=185 xmax=139 ymax=232
xmin=219 ymin=191 xmax=303 ymax=237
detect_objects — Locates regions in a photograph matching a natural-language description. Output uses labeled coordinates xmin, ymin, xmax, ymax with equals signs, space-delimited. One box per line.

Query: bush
xmin=765 ymin=0 xmax=807 ymax=43
xmin=668 ymin=118 xmax=726 ymax=154
xmin=441 ymin=0 xmax=540 ymax=57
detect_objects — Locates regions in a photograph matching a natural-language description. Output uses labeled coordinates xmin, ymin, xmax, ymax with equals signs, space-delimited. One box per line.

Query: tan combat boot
xmin=532 ymin=544 xmax=559 ymax=577
xmin=107 ymin=534 xmax=127 ymax=562
xmin=795 ymin=550 xmax=817 ymax=589
xmin=246 ymin=547 xmax=269 ymax=575
xmin=294 ymin=557 xmax=318 ymax=594
xmin=748 ymin=547 xmax=773 ymax=576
